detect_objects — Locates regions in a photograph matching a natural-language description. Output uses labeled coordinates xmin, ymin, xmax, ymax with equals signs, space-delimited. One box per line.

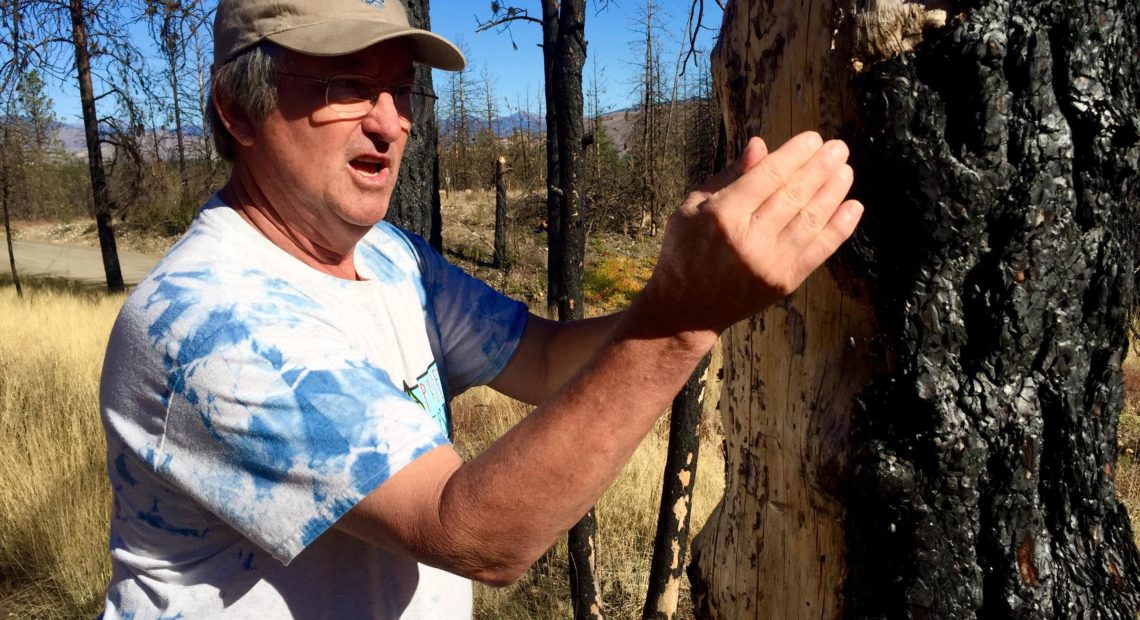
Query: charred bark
xmin=70 ymin=0 xmax=123 ymax=293
xmin=843 ymin=0 xmax=1140 ymax=615
xmin=542 ymin=0 xmax=563 ymax=313
xmin=690 ymin=0 xmax=1140 ymax=617
xmin=2 ymin=124 xmax=22 ymax=298
xmin=494 ymin=155 xmax=509 ymax=268
xmin=644 ymin=355 xmax=712 ymax=619
xmin=388 ymin=0 xmax=443 ymax=251
xmin=553 ymin=3 xmax=600 ymax=617
xmin=553 ymin=0 xmax=587 ymax=323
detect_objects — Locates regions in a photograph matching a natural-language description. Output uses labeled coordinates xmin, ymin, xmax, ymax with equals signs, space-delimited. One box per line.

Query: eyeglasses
xmin=275 ymin=71 xmax=437 ymax=125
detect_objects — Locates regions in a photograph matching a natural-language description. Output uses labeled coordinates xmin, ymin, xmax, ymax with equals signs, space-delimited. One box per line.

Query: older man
xmin=99 ymin=0 xmax=863 ymax=617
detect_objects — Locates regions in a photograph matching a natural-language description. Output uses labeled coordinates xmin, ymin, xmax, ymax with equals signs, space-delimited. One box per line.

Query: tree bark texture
xmin=494 ymin=155 xmax=509 ymax=268
xmin=689 ymin=0 xmax=1140 ymax=617
xmin=70 ymin=0 xmax=123 ymax=293
xmin=388 ymin=0 xmax=444 ymax=251
xmin=2 ymin=124 xmax=22 ymax=298
xmin=554 ymin=0 xmax=587 ymax=323
xmin=542 ymin=0 xmax=563 ymax=313
xmin=643 ymin=355 xmax=712 ymax=620
xmin=553 ymin=3 xmax=601 ymax=617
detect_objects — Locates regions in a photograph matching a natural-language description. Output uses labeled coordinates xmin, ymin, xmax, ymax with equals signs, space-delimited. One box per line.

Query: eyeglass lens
xmin=326 ymin=77 xmax=433 ymax=124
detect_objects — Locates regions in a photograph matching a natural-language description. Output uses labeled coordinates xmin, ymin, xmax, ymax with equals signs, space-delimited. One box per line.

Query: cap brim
xmin=267 ymin=20 xmax=466 ymax=71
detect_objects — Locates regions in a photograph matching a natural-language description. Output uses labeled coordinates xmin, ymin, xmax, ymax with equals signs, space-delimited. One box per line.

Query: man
xmin=99 ymin=0 xmax=864 ymax=617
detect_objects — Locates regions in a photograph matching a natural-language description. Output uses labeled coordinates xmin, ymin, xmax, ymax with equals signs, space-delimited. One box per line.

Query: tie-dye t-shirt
xmin=99 ymin=197 xmax=528 ymax=619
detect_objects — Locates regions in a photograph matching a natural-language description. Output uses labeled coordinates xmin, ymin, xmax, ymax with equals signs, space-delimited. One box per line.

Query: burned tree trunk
xmin=494 ymin=155 xmax=508 ymax=268
xmin=388 ymin=0 xmax=444 ymax=251
xmin=70 ymin=0 xmax=123 ymax=293
xmin=643 ymin=356 xmax=712 ymax=620
xmin=689 ymin=0 xmax=1140 ymax=617
xmin=553 ymin=5 xmax=601 ymax=618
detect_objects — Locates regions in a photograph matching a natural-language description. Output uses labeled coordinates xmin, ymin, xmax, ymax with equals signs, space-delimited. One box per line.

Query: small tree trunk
xmin=689 ymin=0 xmax=1140 ymax=617
xmin=70 ymin=0 xmax=123 ymax=293
xmin=388 ymin=0 xmax=443 ymax=251
xmin=541 ymin=0 xmax=563 ymax=314
xmin=2 ymin=124 xmax=22 ymax=299
xmin=643 ymin=355 xmax=712 ymax=620
xmin=552 ymin=3 xmax=600 ymax=617
xmin=493 ymin=156 xmax=509 ymax=268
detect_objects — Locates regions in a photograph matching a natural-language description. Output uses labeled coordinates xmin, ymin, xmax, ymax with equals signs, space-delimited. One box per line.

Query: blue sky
xmin=46 ymin=0 xmax=722 ymax=125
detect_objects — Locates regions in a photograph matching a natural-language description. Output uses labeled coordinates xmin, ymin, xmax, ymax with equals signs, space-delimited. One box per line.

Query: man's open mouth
xmin=350 ymin=159 xmax=384 ymax=176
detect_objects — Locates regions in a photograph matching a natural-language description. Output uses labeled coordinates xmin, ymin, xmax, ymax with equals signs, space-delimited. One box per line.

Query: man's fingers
xmin=777 ymin=163 xmax=854 ymax=249
xmin=712 ymin=132 xmax=825 ymax=217
xmin=681 ymin=137 xmax=769 ymax=214
xmin=752 ymin=139 xmax=849 ymax=232
xmin=793 ymin=199 xmax=864 ymax=277
xmin=691 ymin=137 xmax=768 ymax=196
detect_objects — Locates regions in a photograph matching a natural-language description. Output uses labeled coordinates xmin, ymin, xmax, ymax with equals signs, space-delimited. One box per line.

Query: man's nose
xmin=361 ymin=91 xmax=408 ymax=140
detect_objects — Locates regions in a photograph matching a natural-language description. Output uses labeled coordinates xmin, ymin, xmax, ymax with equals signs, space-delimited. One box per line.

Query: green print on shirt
xmin=403 ymin=361 xmax=450 ymax=437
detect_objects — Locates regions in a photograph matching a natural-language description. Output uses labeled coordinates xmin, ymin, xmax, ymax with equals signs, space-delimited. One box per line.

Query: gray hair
xmin=208 ymin=43 xmax=282 ymax=161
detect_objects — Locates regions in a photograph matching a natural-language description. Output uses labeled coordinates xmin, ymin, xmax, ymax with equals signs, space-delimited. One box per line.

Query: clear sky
xmin=45 ymin=0 xmax=723 ymax=126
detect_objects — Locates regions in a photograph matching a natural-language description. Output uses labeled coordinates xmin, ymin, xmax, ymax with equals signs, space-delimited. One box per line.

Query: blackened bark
xmin=70 ymin=0 xmax=123 ymax=293
xmin=494 ymin=156 xmax=508 ymax=268
xmin=553 ymin=3 xmax=599 ymax=617
xmin=554 ymin=0 xmax=586 ymax=323
xmin=388 ymin=0 xmax=443 ymax=251
xmin=541 ymin=0 xmax=562 ymax=314
xmin=2 ymin=125 xmax=22 ymax=298
xmin=643 ymin=355 xmax=711 ymax=620
xmin=840 ymin=0 xmax=1140 ymax=615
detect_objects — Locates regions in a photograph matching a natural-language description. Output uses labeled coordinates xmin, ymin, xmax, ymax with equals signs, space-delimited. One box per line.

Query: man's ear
xmin=213 ymin=84 xmax=257 ymax=148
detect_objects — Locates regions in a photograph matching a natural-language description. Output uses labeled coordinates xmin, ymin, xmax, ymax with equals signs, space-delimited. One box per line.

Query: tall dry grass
xmin=0 ymin=281 xmax=726 ymax=618
xmin=0 ymin=283 xmax=123 ymax=618
xmin=451 ymin=387 xmax=725 ymax=619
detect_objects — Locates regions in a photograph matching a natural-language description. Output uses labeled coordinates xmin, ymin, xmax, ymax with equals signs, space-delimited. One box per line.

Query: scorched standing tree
xmin=688 ymin=0 xmax=1140 ymax=617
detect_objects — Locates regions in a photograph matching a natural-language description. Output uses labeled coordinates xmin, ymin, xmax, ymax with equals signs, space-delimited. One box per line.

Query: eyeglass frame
xmin=273 ymin=70 xmax=438 ymax=125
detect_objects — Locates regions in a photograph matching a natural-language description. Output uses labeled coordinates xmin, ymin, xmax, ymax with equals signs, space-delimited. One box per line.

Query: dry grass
xmin=0 ymin=281 xmax=123 ymax=618
xmin=1114 ymin=332 xmax=1140 ymax=536
xmin=0 ymin=278 xmax=726 ymax=618
xmin=451 ymin=387 xmax=725 ymax=619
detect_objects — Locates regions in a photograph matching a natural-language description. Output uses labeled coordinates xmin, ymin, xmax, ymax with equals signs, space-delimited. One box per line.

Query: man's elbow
xmin=468 ymin=565 xmax=527 ymax=588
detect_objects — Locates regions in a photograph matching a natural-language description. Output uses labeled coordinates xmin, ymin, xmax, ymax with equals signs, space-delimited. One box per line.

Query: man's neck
xmin=219 ymin=173 xmax=364 ymax=281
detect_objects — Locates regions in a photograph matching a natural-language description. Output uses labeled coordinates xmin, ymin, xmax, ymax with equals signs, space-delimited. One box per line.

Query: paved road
xmin=4 ymin=240 xmax=160 ymax=288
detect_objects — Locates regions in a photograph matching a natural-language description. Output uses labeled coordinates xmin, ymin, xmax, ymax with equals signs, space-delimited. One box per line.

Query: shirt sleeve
xmin=399 ymin=231 xmax=529 ymax=392
xmin=147 ymin=296 xmax=449 ymax=565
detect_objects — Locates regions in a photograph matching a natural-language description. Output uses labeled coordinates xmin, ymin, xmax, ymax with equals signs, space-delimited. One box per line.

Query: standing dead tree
xmin=14 ymin=0 xmax=135 ymax=292
xmin=688 ymin=0 xmax=1140 ymax=617
xmin=477 ymin=3 xmax=601 ymax=617
xmin=388 ymin=0 xmax=444 ymax=250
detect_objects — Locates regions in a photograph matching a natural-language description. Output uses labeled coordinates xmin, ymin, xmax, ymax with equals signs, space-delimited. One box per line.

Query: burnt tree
xmin=70 ymin=0 xmax=123 ymax=293
xmin=688 ymin=0 xmax=1140 ymax=617
xmin=388 ymin=0 xmax=443 ymax=250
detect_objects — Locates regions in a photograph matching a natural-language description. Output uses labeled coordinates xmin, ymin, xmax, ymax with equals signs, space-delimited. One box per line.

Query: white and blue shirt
xmin=100 ymin=198 xmax=528 ymax=619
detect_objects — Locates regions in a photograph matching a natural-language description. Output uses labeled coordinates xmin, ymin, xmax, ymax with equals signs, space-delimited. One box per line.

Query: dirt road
xmin=4 ymin=240 xmax=160 ymax=288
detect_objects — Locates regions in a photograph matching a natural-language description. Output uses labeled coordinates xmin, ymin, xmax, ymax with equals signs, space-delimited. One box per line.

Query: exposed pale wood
xmin=688 ymin=0 xmax=880 ymax=616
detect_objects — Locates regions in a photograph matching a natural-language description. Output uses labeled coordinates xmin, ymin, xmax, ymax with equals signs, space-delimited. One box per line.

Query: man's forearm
xmin=437 ymin=301 xmax=713 ymax=582
xmin=490 ymin=312 xmax=623 ymax=405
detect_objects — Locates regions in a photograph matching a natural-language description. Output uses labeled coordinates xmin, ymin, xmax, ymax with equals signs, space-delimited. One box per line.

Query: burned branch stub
xmin=689 ymin=0 xmax=1140 ymax=617
xmin=494 ymin=156 xmax=509 ymax=269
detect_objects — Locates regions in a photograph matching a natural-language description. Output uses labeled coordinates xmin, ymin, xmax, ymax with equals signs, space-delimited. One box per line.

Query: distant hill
xmin=46 ymin=108 xmax=647 ymax=161
xmin=51 ymin=122 xmax=210 ymax=161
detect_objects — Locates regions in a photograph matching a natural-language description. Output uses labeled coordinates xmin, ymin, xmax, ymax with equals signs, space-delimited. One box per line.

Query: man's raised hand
xmin=638 ymin=131 xmax=864 ymax=347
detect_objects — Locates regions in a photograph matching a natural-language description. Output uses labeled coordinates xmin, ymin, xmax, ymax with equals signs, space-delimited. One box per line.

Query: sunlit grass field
xmin=0 ymin=281 xmax=725 ymax=618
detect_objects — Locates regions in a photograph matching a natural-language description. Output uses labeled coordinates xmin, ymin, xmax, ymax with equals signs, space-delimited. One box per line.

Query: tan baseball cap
xmin=213 ymin=0 xmax=465 ymax=71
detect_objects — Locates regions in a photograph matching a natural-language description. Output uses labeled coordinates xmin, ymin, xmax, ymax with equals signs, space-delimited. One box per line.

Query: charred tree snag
xmin=689 ymin=0 xmax=1140 ymax=617
xmin=644 ymin=355 xmax=712 ymax=620
xmin=70 ymin=0 xmax=124 ymax=293
xmin=554 ymin=5 xmax=601 ymax=618
xmin=388 ymin=0 xmax=444 ymax=251
xmin=494 ymin=155 xmax=509 ymax=268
